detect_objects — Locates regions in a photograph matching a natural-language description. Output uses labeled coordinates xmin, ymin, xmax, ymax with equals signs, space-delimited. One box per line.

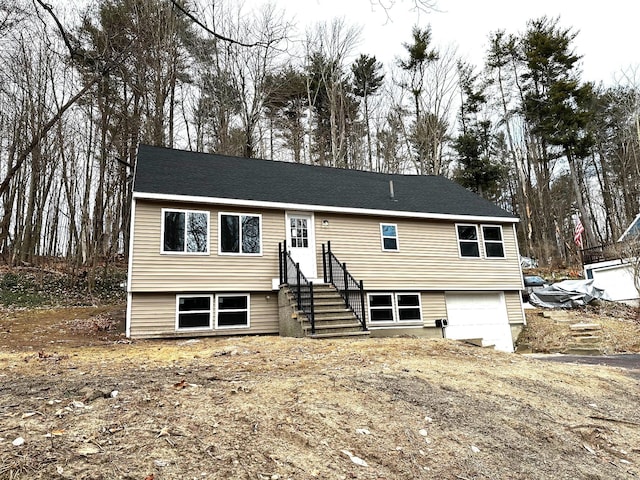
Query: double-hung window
xmin=176 ymin=295 xmax=212 ymax=329
xmin=380 ymin=223 xmax=399 ymax=251
xmin=219 ymin=213 xmax=262 ymax=255
xmin=162 ymin=209 xmax=209 ymax=254
xmin=456 ymin=224 xmax=480 ymax=257
xmin=482 ymin=225 xmax=505 ymax=258
xmin=216 ymin=294 xmax=250 ymax=328
xmin=367 ymin=293 xmax=422 ymax=324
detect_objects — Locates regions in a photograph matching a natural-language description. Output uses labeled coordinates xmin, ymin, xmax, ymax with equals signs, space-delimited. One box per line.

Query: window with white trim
xmin=216 ymin=294 xmax=250 ymax=328
xmin=380 ymin=223 xmax=399 ymax=251
xmin=396 ymin=293 xmax=422 ymax=321
xmin=162 ymin=209 xmax=209 ymax=254
xmin=456 ymin=224 xmax=480 ymax=257
xmin=482 ymin=225 xmax=505 ymax=258
xmin=176 ymin=295 xmax=212 ymax=329
xmin=219 ymin=213 xmax=262 ymax=255
xmin=368 ymin=294 xmax=395 ymax=322
xmin=367 ymin=293 xmax=422 ymax=324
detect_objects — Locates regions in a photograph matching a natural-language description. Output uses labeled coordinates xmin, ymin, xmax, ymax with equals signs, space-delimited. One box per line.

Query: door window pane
xmin=290 ymin=217 xmax=308 ymax=248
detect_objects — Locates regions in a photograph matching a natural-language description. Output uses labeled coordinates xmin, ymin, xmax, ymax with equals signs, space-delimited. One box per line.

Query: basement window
xmin=216 ymin=294 xmax=250 ymax=328
xmin=176 ymin=295 xmax=212 ymax=330
xmin=368 ymin=294 xmax=394 ymax=322
xmin=162 ymin=209 xmax=209 ymax=254
xmin=368 ymin=293 xmax=422 ymax=324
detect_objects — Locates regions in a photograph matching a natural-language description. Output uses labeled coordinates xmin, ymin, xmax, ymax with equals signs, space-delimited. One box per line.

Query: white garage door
xmin=445 ymin=292 xmax=514 ymax=353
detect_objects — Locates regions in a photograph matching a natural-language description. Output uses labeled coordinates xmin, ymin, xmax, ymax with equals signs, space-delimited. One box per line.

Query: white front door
xmin=285 ymin=212 xmax=317 ymax=279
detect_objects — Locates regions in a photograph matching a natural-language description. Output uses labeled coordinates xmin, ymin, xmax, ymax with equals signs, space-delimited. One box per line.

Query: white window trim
xmin=218 ymin=212 xmax=263 ymax=256
xmin=161 ymin=208 xmax=210 ymax=255
xmin=481 ymin=224 xmax=506 ymax=259
xmin=367 ymin=292 xmax=422 ymax=325
xmin=380 ymin=223 xmax=400 ymax=252
xmin=456 ymin=223 xmax=480 ymax=258
xmin=367 ymin=292 xmax=395 ymax=324
xmin=395 ymin=292 xmax=423 ymax=323
xmin=175 ymin=294 xmax=213 ymax=331
xmin=215 ymin=293 xmax=251 ymax=329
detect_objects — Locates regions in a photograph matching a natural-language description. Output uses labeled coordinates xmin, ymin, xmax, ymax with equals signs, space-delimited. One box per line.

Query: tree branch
xmin=168 ymin=0 xmax=265 ymax=48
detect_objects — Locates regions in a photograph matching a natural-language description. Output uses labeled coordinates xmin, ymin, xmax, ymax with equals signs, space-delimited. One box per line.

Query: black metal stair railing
xmin=279 ymin=241 xmax=315 ymax=334
xmin=321 ymin=241 xmax=367 ymax=331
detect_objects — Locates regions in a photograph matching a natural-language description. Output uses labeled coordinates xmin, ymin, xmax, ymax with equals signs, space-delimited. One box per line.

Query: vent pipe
xmin=389 ymin=180 xmax=395 ymax=200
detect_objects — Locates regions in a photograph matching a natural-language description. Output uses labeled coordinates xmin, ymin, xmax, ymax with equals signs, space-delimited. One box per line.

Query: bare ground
xmin=1 ymin=306 xmax=640 ymax=479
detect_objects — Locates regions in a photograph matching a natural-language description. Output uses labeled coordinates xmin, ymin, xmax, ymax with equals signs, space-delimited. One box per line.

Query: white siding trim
xmin=126 ymin=292 xmax=132 ymax=338
xmin=133 ymin=191 xmax=519 ymax=224
xmin=125 ymin=198 xmax=137 ymax=338
xmin=512 ymin=224 xmax=525 ymax=290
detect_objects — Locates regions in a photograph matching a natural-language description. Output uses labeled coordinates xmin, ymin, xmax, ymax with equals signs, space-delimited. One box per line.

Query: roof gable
xmin=133 ymin=144 xmax=517 ymax=221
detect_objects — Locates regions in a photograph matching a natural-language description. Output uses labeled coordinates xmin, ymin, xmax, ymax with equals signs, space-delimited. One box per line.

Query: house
xmin=581 ymin=214 xmax=640 ymax=305
xmin=127 ymin=144 xmax=526 ymax=352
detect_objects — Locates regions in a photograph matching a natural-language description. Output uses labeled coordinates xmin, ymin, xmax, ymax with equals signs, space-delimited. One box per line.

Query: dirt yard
xmin=1 ymin=306 xmax=640 ymax=479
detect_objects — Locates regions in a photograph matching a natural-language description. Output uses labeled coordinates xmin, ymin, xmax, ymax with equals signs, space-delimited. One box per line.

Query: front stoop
xmin=278 ymin=284 xmax=369 ymax=339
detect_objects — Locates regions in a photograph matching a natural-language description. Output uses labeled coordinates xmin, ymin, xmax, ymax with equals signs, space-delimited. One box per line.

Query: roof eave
xmin=132 ymin=191 xmax=520 ymax=224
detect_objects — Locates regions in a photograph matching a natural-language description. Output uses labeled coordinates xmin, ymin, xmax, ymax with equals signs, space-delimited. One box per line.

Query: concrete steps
xmin=283 ymin=284 xmax=369 ymax=339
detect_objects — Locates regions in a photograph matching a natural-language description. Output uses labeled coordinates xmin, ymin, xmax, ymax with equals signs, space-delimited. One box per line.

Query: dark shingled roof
xmin=134 ymin=144 xmax=517 ymax=220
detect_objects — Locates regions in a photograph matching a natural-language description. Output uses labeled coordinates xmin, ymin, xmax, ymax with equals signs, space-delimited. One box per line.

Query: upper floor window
xmin=482 ymin=225 xmax=505 ymax=258
xmin=456 ymin=224 xmax=480 ymax=257
xmin=380 ymin=223 xmax=399 ymax=251
xmin=162 ymin=209 xmax=209 ymax=254
xmin=219 ymin=213 xmax=262 ymax=255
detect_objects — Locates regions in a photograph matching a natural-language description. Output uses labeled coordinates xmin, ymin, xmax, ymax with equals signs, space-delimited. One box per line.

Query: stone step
xmin=565 ymin=347 xmax=603 ymax=356
xmin=308 ymin=330 xmax=371 ymax=339
xmin=302 ymin=322 xmax=362 ymax=331
xmin=314 ymin=308 xmax=353 ymax=319
xmin=570 ymin=323 xmax=602 ymax=331
xmin=313 ymin=304 xmax=348 ymax=310
xmin=572 ymin=335 xmax=601 ymax=343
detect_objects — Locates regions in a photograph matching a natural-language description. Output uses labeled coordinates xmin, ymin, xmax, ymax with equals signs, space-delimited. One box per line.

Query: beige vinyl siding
xmin=129 ymin=291 xmax=279 ymax=338
xmin=421 ymin=292 xmax=448 ymax=327
xmin=504 ymin=290 xmax=526 ymax=325
xmin=316 ymin=213 xmax=522 ymax=291
xmin=131 ymin=201 xmax=284 ymax=292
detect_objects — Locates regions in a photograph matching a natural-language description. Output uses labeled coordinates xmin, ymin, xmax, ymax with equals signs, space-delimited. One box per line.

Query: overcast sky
xmin=261 ymin=0 xmax=638 ymax=85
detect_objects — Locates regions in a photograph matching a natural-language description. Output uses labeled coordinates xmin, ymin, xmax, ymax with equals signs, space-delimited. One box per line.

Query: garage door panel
xmin=445 ymin=292 xmax=514 ymax=353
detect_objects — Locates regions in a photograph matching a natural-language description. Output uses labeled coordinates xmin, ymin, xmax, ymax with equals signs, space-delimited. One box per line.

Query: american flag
xmin=573 ymin=216 xmax=585 ymax=248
